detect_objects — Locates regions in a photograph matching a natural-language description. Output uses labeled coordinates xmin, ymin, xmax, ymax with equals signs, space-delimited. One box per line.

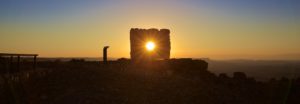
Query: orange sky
xmin=1 ymin=1 xmax=300 ymax=60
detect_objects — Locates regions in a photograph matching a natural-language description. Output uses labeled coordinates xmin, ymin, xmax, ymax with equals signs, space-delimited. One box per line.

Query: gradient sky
xmin=1 ymin=0 xmax=300 ymax=60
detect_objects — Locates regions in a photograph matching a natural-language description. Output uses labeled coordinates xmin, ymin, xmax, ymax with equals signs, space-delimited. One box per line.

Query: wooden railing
xmin=0 ymin=53 xmax=38 ymax=74
xmin=0 ymin=53 xmax=38 ymax=103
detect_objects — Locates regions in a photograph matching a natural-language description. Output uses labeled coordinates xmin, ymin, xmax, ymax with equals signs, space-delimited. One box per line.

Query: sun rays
xmin=145 ymin=41 xmax=155 ymax=51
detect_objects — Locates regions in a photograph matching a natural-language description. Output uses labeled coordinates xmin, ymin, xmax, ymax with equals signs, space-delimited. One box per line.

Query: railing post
xmin=33 ymin=55 xmax=37 ymax=70
xmin=9 ymin=55 xmax=13 ymax=74
xmin=17 ymin=55 xmax=20 ymax=72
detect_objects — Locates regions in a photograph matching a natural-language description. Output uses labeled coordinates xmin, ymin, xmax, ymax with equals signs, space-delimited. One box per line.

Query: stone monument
xmin=130 ymin=28 xmax=171 ymax=61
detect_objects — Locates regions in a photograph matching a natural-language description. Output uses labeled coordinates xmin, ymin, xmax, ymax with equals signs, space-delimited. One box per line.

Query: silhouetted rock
xmin=117 ymin=58 xmax=129 ymax=61
xmin=233 ymin=72 xmax=247 ymax=80
xmin=130 ymin=28 xmax=171 ymax=61
xmin=166 ymin=58 xmax=211 ymax=79
xmin=219 ymin=73 xmax=229 ymax=79
xmin=280 ymin=77 xmax=289 ymax=83
xmin=70 ymin=58 xmax=85 ymax=63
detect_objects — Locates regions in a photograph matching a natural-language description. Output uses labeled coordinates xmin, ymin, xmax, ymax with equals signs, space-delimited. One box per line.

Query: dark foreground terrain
xmin=1 ymin=59 xmax=300 ymax=104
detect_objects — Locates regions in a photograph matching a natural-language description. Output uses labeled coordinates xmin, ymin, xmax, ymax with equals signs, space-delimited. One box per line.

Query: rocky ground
xmin=1 ymin=59 xmax=300 ymax=104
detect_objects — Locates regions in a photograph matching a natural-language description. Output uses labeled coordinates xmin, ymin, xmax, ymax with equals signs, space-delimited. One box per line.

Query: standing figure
xmin=103 ymin=46 xmax=109 ymax=64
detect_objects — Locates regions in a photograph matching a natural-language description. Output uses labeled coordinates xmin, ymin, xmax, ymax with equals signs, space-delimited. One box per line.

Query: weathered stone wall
xmin=130 ymin=28 xmax=171 ymax=60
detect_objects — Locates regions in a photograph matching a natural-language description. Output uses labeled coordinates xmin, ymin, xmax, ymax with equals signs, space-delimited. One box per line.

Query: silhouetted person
xmin=103 ymin=46 xmax=109 ymax=64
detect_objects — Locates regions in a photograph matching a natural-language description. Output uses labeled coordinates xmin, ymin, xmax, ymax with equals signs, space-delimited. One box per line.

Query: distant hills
xmin=208 ymin=60 xmax=300 ymax=81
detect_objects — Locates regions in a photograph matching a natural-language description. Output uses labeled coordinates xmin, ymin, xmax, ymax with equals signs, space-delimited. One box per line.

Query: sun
xmin=145 ymin=41 xmax=155 ymax=51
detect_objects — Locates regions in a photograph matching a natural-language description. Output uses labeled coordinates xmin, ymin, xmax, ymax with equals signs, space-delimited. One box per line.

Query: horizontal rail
xmin=0 ymin=53 xmax=38 ymax=57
